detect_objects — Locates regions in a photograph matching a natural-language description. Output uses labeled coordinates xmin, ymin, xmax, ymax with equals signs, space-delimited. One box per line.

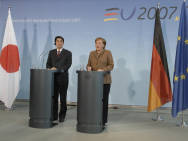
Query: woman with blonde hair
xmin=87 ymin=37 xmax=114 ymax=128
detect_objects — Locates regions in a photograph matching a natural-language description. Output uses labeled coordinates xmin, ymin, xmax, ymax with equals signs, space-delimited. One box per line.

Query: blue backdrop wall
xmin=0 ymin=0 xmax=184 ymax=106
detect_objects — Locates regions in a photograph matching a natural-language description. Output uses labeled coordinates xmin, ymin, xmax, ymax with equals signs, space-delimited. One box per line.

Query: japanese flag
xmin=0 ymin=8 xmax=21 ymax=108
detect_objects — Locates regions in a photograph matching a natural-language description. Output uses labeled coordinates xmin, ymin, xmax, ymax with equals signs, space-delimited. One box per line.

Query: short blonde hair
xmin=95 ymin=37 xmax=106 ymax=48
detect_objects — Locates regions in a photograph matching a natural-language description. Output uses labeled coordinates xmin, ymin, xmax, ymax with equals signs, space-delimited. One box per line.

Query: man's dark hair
xmin=54 ymin=36 xmax=64 ymax=45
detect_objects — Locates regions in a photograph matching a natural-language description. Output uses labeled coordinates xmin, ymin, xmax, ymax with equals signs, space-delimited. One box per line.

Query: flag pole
xmin=178 ymin=111 xmax=188 ymax=128
xmin=157 ymin=3 xmax=160 ymax=9
xmin=8 ymin=6 xmax=12 ymax=11
xmin=176 ymin=111 xmax=188 ymax=128
xmin=152 ymin=108 xmax=164 ymax=121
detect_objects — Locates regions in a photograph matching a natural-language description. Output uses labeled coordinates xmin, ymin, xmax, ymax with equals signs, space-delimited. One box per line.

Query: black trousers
xmin=103 ymin=84 xmax=111 ymax=125
xmin=53 ymin=79 xmax=68 ymax=120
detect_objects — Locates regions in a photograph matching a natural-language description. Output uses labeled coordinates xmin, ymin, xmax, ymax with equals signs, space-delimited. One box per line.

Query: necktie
xmin=57 ymin=50 xmax=61 ymax=56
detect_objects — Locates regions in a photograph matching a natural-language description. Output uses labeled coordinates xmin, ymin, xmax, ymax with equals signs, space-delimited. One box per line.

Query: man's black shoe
xmin=53 ymin=116 xmax=58 ymax=121
xmin=59 ymin=118 xmax=65 ymax=122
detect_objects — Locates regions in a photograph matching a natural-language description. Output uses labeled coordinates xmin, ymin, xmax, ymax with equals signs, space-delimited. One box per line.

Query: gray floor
xmin=0 ymin=102 xmax=188 ymax=141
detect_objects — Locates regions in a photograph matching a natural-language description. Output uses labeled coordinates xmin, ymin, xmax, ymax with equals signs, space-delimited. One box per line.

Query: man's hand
xmin=87 ymin=66 xmax=92 ymax=71
xmin=50 ymin=67 xmax=57 ymax=70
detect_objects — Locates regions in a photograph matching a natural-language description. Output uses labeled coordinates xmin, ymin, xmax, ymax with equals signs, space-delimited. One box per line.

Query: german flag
xmin=147 ymin=8 xmax=172 ymax=112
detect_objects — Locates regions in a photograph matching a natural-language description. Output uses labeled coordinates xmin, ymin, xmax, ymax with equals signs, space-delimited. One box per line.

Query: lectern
xmin=76 ymin=71 xmax=105 ymax=133
xmin=29 ymin=69 xmax=56 ymax=128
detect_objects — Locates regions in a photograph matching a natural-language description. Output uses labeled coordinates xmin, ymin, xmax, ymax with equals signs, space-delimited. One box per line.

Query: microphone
xmin=39 ymin=50 xmax=49 ymax=69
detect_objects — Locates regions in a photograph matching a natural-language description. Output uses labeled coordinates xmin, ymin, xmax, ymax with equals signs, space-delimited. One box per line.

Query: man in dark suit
xmin=46 ymin=36 xmax=72 ymax=123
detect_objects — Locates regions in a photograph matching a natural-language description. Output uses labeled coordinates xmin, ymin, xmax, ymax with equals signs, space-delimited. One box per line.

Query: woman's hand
xmin=87 ymin=66 xmax=92 ymax=71
xmin=97 ymin=69 xmax=104 ymax=71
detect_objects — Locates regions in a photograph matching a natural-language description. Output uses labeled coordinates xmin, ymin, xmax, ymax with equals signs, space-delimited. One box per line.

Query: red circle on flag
xmin=0 ymin=44 xmax=20 ymax=73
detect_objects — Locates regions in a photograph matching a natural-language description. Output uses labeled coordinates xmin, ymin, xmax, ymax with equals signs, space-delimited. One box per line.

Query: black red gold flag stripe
xmin=147 ymin=8 xmax=172 ymax=112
